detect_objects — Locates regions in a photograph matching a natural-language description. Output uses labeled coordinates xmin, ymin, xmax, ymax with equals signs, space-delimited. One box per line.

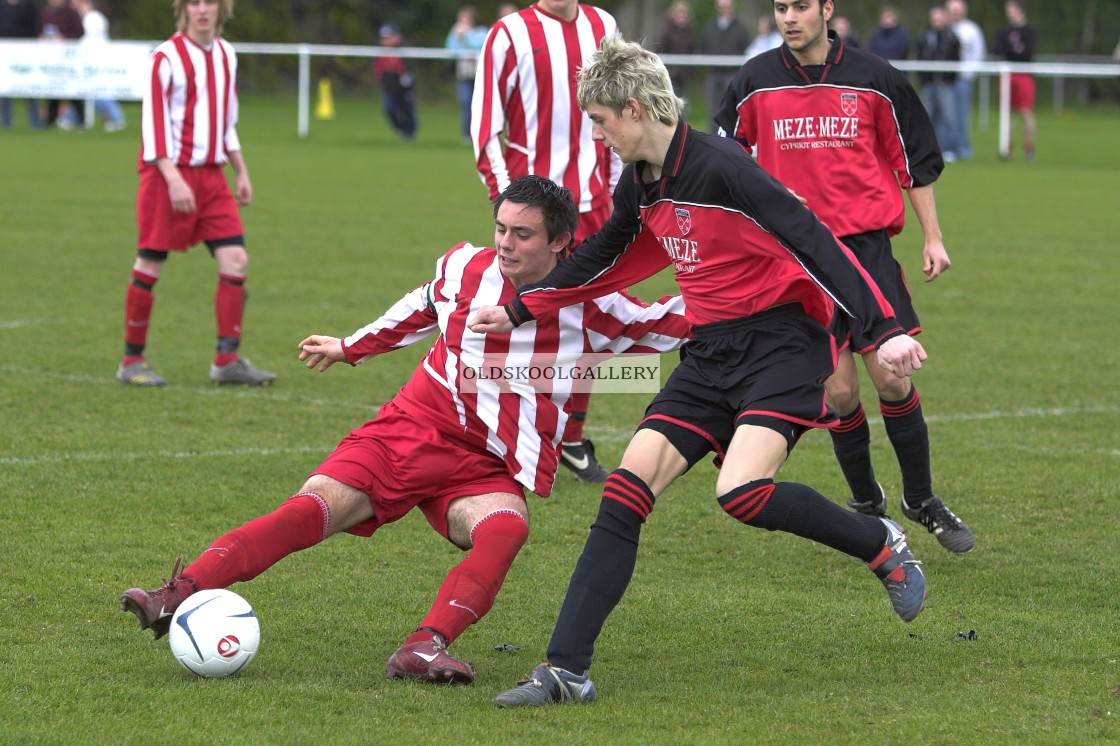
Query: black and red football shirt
xmin=507 ymin=121 xmax=903 ymax=349
xmin=714 ymin=35 xmax=943 ymax=239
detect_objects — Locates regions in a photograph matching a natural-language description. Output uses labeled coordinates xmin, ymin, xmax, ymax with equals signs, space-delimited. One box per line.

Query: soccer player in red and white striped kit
xmin=472 ymin=0 xmax=622 ymax=481
xmin=116 ymin=0 xmax=274 ymax=387
xmin=715 ymin=0 xmax=973 ymax=553
xmin=121 ymin=175 xmax=690 ymax=685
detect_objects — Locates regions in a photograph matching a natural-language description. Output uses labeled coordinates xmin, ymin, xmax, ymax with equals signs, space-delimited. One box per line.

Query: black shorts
xmin=831 ymin=230 xmax=921 ymax=353
xmin=639 ymin=304 xmax=837 ymax=470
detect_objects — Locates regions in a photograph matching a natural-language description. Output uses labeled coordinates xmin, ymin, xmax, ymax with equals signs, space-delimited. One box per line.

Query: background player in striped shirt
xmin=471 ymin=36 xmax=930 ymax=707
xmin=120 ymin=175 xmax=690 ymax=686
xmin=715 ymin=0 xmax=973 ymax=554
xmin=116 ymin=0 xmax=274 ymax=387
xmin=472 ymin=0 xmax=623 ymax=481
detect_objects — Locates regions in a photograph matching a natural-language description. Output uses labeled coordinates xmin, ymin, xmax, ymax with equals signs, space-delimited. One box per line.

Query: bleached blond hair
xmin=576 ymin=35 xmax=684 ymax=126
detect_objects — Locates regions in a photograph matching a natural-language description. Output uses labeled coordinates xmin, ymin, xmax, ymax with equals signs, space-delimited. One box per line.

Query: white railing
xmin=5 ymin=39 xmax=1118 ymax=156
xmin=238 ymin=44 xmax=1120 ymax=158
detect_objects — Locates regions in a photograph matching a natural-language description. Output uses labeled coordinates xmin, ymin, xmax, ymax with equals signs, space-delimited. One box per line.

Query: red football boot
xmin=386 ymin=633 xmax=474 ymax=685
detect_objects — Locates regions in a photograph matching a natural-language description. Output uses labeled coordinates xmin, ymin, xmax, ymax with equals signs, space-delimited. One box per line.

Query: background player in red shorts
xmin=472 ymin=0 xmax=623 ymax=481
xmin=716 ymin=0 xmax=973 ymax=554
xmin=994 ymin=0 xmax=1037 ymax=160
xmin=120 ymin=175 xmax=690 ymax=685
xmin=116 ymin=0 xmax=274 ymax=387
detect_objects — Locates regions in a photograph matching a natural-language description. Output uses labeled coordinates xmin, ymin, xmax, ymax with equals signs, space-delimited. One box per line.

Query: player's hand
xmin=922 ymin=240 xmax=951 ymax=282
xmin=467 ymin=306 xmax=514 ymax=334
xmin=298 ymin=335 xmax=345 ymax=372
xmin=786 ymin=186 xmax=808 ymax=205
xmin=235 ymin=173 xmax=252 ymax=206
xmin=876 ymin=335 xmax=926 ymax=378
xmin=167 ymin=177 xmax=196 ymax=213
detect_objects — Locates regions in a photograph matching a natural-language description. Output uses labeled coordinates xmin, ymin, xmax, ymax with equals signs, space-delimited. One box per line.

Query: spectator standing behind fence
xmin=993 ymin=0 xmax=1036 ymax=161
xmin=73 ymin=0 xmax=126 ymax=132
xmin=471 ymin=0 xmax=623 ymax=483
xmin=831 ymin=15 xmax=858 ymax=48
xmin=656 ymin=1 xmax=695 ymax=105
xmin=699 ymin=0 xmax=750 ymax=133
xmin=38 ymin=0 xmax=84 ymax=129
xmin=373 ymin=24 xmax=417 ymax=141
xmin=0 ymin=0 xmax=41 ymax=130
xmin=867 ymin=5 xmax=909 ymax=62
xmin=445 ymin=6 xmax=487 ymax=144
xmin=946 ymin=0 xmax=983 ymax=160
xmin=915 ymin=6 xmax=960 ymax=161
xmin=743 ymin=14 xmax=781 ymax=59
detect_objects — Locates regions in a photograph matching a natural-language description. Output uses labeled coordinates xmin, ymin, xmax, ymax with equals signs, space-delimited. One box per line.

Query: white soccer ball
xmin=168 ymin=588 xmax=260 ymax=678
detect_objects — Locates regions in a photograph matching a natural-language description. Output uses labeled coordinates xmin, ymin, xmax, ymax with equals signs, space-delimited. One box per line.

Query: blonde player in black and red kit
xmin=116 ymin=0 xmax=274 ymax=387
xmin=470 ymin=36 xmax=930 ymax=708
xmin=472 ymin=0 xmax=623 ymax=481
xmin=715 ymin=0 xmax=973 ymax=554
xmin=121 ymin=175 xmax=690 ymax=685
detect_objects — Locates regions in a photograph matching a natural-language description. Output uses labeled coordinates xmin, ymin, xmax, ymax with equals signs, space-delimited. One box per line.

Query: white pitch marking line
xmin=3 ymin=361 xmax=1117 ymax=465
xmin=0 ymin=363 xmax=380 ymax=413
xmin=0 ymin=319 xmax=48 ymax=330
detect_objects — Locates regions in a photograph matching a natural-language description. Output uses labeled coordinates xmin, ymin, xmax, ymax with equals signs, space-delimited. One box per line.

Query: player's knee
xmin=213 ymin=244 xmax=248 ymax=275
xmin=826 ymin=375 xmax=861 ymax=412
xmin=874 ymin=375 xmax=911 ymax=402
xmin=471 ymin=510 xmax=529 ymax=555
xmin=717 ymin=478 xmax=779 ymax=529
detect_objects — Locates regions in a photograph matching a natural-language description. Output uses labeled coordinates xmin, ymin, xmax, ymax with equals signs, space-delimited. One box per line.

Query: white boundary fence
xmin=3 ymin=39 xmax=1117 ymax=156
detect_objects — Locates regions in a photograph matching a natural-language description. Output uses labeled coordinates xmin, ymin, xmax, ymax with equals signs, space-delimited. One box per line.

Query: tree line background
xmin=95 ymin=0 xmax=1120 ymax=97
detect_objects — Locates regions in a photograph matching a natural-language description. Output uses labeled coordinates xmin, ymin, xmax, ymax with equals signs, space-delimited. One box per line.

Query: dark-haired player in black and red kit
xmin=715 ymin=0 xmax=974 ymax=554
xmin=470 ymin=35 xmax=929 ymax=707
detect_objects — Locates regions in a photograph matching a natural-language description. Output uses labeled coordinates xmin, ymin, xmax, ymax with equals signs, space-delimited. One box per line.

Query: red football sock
xmin=183 ymin=493 xmax=329 ymax=590
xmin=215 ymin=272 xmax=245 ymax=343
xmin=124 ymin=268 xmax=159 ymax=356
xmin=416 ymin=511 xmax=528 ymax=644
xmin=563 ymin=393 xmax=590 ymax=442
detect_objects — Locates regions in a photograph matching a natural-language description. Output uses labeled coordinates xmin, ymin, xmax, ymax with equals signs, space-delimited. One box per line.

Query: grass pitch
xmin=1 ymin=96 xmax=1118 ymax=744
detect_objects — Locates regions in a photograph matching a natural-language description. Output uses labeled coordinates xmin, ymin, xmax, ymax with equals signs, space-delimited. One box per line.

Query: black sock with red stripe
xmin=547 ymin=469 xmax=654 ymax=673
xmin=717 ymin=479 xmax=885 ymax=562
xmin=829 ymin=404 xmax=880 ymax=502
xmin=880 ymin=386 xmax=934 ymax=505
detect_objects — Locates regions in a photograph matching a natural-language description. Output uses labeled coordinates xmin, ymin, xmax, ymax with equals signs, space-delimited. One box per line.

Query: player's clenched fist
xmin=876 ymin=335 xmax=927 ymax=378
xmin=467 ymin=306 xmax=514 ymax=334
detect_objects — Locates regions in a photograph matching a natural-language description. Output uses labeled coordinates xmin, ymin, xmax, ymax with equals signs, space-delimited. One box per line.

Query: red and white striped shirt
xmin=471 ymin=4 xmax=622 ymax=214
xmin=341 ymin=242 xmax=689 ymax=497
xmin=141 ymin=32 xmax=241 ymax=168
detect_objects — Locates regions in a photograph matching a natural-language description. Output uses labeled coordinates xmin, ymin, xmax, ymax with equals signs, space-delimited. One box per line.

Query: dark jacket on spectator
xmin=868 ymin=23 xmax=909 ymax=60
xmin=916 ymin=24 xmax=960 ymax=84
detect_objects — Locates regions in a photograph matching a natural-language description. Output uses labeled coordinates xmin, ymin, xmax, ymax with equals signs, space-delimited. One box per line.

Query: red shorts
xmin=574 ymin=202 xmax=612 ymax=246
xmin=136 ymin=164 xmax=244 ymax=251
xmin=310 ymin=400 xmax=525 ymax=542
xmin=1009 ymin=74 xmax=1035 ymax=112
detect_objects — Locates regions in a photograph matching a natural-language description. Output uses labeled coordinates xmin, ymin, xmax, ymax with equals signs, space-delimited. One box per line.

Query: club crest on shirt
xmin=840 ymin=93 xmax=858 ymax=117
xmin=674 ymin=207 xmax=691 ymax=236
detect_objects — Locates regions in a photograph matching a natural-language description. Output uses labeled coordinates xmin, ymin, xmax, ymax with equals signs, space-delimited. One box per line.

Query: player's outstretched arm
xmin=468 ymin=306 xmax=514 ymax=334
xmin=298 ymin=335 xmax=346 ymax=372
xmin=876 ymin=335 xmax=927 ymax=379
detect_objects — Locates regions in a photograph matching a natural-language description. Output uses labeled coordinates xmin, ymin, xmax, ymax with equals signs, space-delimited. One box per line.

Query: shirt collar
xmin=632 ymin=119 xmax=692 ymax=186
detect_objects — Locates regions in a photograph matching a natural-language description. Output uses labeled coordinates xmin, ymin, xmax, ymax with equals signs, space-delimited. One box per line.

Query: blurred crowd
xmin=4 ymin=0 xmax=1099 ymax=160
xmin=0 ymin=0 xmax=126 ymax=131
